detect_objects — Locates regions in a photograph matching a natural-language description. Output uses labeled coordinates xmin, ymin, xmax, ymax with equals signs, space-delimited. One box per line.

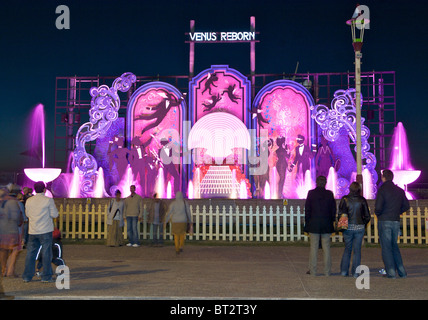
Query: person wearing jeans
xmin=23 ymin=233 xmax=53 ymax=282
xmin=22 ymin=181 xmax=59 ymax=283
xmin=304 ymin=176 xmax=337 ymax=276
xmin=147 ymin=193 xmax=167 ymax=246
xmin=338 ymin=182 xmax=371 ymax=277
xmin=124 ymin=185 xmax=143 ymax=247
xmin=378 ymin=221 xmax=407 ymax=278
xmin=375 ymin=169 xmax=410 ymax=278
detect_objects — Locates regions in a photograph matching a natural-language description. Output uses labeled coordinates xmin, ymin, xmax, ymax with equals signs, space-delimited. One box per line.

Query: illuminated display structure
xmin=56 ymin=70 xmax=397 ymax=199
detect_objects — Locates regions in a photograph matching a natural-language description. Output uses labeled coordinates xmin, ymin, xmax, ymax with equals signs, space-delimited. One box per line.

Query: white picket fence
xmin=56 ymin=202 xmax=428 ymax=244
xmin=188 ymin=205 xmax=306 ymax=242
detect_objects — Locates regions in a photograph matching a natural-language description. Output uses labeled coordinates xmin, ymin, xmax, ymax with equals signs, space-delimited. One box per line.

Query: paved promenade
xmin=2 ymin=242 xmax=428 ymax=300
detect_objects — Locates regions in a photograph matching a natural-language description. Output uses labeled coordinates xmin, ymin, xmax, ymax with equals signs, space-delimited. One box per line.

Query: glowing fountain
xmin=193 ymin=167 xmax=201 ymax=199
xmin=68 ymin=169 xmax=81 ymax=198
xmin=188 ymin=180 xmax=194 ymax=199
xmin=117 ymin=165 xmax=135 ymax=198
xmin=24 ymin=104 xmax=61 ymax=185
xmin=389 ymin=122 xmax=420 ymax=199
xmin=230 ymin=169 xmax=237 ymax=199
xmin=166 ymin=181 xmax=172 ymax=199
xmin=326 ymin=167 xmax=337 ymax=198
xmin=93 ymin=167 xmax=107 ymax=198
xmin=264 ymin=181 xmax=271 ymax=200
xmin=296 ymin=170 xmax=314 ymax=199
xmin=239 ymin=180 xmax=248 ymax=199
xmin=269 ymin=167 xmax=278 ymax=199
xmin=362 ymin=168 xmax=374 ymax=199
xmin=155 ymin=167 xmax=165 ymax=198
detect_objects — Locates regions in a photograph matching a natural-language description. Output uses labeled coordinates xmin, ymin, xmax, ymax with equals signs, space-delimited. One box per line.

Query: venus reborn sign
xmin=188 ymin=31 xmax=256 ymax=43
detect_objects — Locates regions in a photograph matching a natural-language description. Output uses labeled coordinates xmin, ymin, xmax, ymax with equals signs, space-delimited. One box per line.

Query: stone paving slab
xmin=1 ymin=243 xmax=428 ymax=300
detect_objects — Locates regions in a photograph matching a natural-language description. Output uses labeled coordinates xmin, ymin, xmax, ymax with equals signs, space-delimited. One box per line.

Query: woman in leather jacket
xmin=338 ymin=182 xmax=371 ymax=277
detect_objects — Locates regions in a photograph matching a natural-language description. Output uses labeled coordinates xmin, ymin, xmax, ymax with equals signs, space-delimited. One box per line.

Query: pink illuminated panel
xmin=258 ymin=86 xmax=310 ymax=151
xmin=190 ymin=65 xmax=250 ymax=124
xmin=131 ymin=88 xmax=181 ymax=151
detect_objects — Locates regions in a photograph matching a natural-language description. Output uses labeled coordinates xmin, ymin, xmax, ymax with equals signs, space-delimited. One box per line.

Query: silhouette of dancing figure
xmin=202 ymin=73 xmax=219 ymax=95
xmin=129 ymin=136 xmax=153 ymax=196
xmin=107 ymin=136 xmax=130 ymax=183
xmin=250 ymin=106 xmax=269 ymax=128
xmin=275 ymin=136 xmax=290 ymax=197
xmin=202 ymin=93 xmax=222 ymax=112
xmin=222 ymin=84 xmax=240 ymax=104
xmin=158 ymin=139 xmax=180 ymax=194
xmin=315 ymin=137 xmax=334 ymax=177
xmin=135 ymin=92 xmax=184 ymax=135
xmin=289 ymin=135 xmax=315 ymax=176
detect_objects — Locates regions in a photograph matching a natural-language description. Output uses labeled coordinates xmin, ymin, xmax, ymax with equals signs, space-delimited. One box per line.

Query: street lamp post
xmin=347 ymin=7 xmax=369 ymax=186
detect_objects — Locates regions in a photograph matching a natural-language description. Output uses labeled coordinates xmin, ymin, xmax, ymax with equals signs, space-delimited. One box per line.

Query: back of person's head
xmin=316 ymin=176 xmax=327 ymax=188
xmin=349 ymin=182 xmax=361 ymax=195
xmin=34 ymin=181 xmax=46 ymax=194
xmin=7 ymin=183 xmax=21 ymax=196
xmin=0 ymin=188 xmax=7 ymax=199
xmin=382 ymin=169 xmax=394 ymax=181
xmin=175 ymin=191 xmax=183 ymax=200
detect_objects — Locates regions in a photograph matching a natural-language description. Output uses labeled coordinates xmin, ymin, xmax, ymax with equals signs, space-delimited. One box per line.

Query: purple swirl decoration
xmin=72 ymin=72 xmax=136 ymax=196
xmin=311 ymin=88 xmax=377 ymax=198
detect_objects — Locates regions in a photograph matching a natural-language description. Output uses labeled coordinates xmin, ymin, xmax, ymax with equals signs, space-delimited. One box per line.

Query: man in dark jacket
xmin=375 ymin=169 xmax=410 ymax=278
xmin=304 ymin=175 xmax=336 ymax=276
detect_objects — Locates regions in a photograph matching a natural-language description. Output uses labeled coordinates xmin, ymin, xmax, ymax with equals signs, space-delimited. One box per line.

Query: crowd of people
xmin=106 ymin=185 xmax=192 ymax=255
xmin=0 ymin=168 xmax=410 ymax=293
xmin=0 ymin=181 xmax=64 ymax=287
xmin=304 ymin=169 xmax=410 ymax=278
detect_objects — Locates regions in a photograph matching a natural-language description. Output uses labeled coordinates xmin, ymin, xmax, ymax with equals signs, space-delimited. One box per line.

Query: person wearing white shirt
xmin=22 ymin=181 xmax=58 ymax=283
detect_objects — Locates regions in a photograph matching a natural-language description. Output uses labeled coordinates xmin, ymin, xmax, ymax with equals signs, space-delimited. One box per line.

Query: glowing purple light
xmin=390 ymin=122 xmax=413 ymax=170
xmin=24 ymin=104 xmax=62 ymax=186
xmin=93 ymin=167 xmax=106 ymax=198
xmin=29 ymin=104 xmax=46 ymax=168
xmin=264 ymin=181 xmax=271 ymax=200
xmin=188 ymin=180 xmax=194 ymax=199
xmin=388 ymin=122 xmax=420 ymax=199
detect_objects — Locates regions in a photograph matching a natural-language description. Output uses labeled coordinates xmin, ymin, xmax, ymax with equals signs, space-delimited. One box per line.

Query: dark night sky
xmin=1 ymin=0 xmax=427 ymax=182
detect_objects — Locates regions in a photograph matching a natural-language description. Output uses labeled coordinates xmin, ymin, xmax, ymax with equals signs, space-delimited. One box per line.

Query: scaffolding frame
xmin=54 ymin=71 xmax=396 ymax=172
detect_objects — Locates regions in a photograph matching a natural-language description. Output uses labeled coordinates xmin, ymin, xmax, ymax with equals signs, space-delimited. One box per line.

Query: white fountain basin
xmin=391 ymin=169 xmax=421 ymax=190
xmin=24 ymin=168 xmax=62 ymax=183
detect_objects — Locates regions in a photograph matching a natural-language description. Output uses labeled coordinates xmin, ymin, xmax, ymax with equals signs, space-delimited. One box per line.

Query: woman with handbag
xmin=165 ymin=192 xmax=192 ymax=255
xmin=106 ymin=190 xmax=125 ymax=247
xmin=338 ymin=182 xmax=371 ymax=277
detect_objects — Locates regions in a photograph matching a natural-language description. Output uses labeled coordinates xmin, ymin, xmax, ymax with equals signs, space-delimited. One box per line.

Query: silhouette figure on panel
xmin=158 ymin=138 xmax=180 ymax=194
xmin=315 ymin=137 xmax=334 ymax=177
xmin=222 ymin=84 xmax=240 ymax=104
xmin=129 ymin=136 xmax=153 ymax=197
xmin=275 ymin=136 xmax=291 ymax=197
xmin=135 ymin=92 xmax=184 ymax=135
xmin=202 ymin=73 xmax=219 ymax=95
xmin=202 ymin=93 xmax=222 ymax=112
xmin=108 ymin=136 xmax=130 ymax=183
xmin=250 ymin=106 xmax=270 ymax=128
xmin=289 ymin=135 xmax=315 ymax=176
